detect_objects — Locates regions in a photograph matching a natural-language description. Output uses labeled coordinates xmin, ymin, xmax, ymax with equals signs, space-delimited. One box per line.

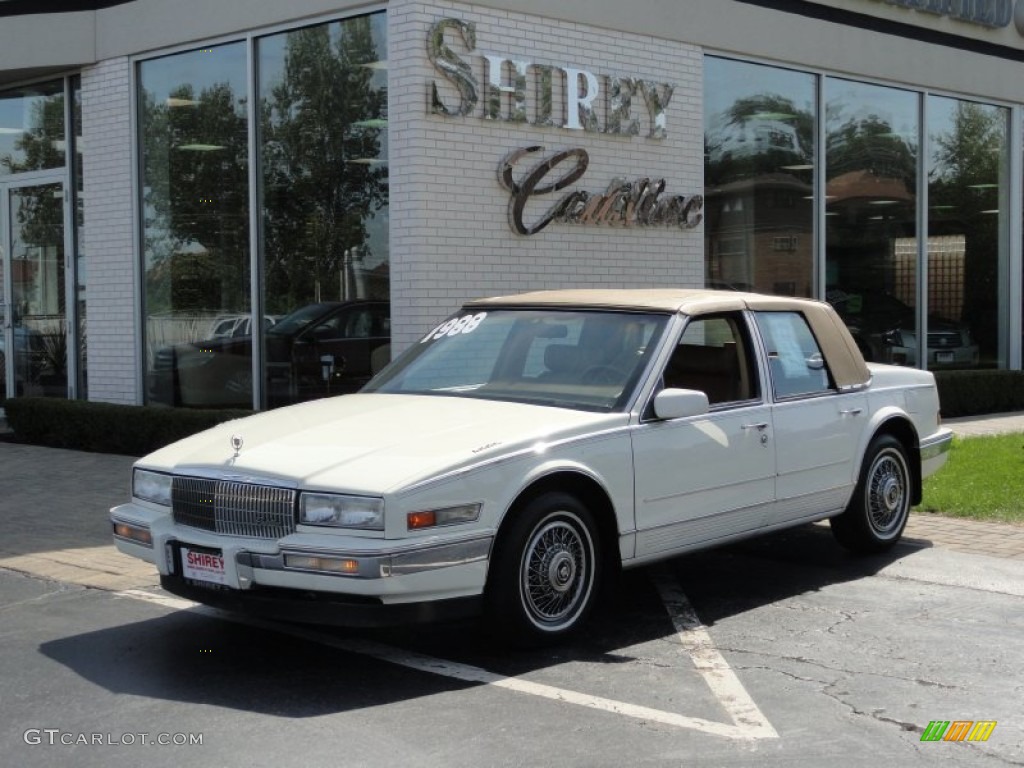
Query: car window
xmin=663 ymin=313 xmax=759 ymax=405
xmin=754 ymin=311 xmax=834 ymax=399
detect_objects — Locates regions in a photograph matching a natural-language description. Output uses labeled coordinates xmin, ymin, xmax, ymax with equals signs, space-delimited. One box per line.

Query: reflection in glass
xmin=139 ymin=43 xmax=251 ymax=407
xmin=0 ymin=226 xmax=5 ymax=402
xmin=825 ymin=79 xmax=919 ymax=367
xmin=71 ymin=76 xmax=87 ymax=397
xmin=927 ymin=96 xmax=1007 ymax=369
xmin=704 ymin=57 xmax=815 ymax=297
xmin=0 ymin=80 xmax=65 ymax=176
xmin=258 ymin=12 xmax=390 ymax=408
xmin=8 ymin=183 xmax=67 ymax=398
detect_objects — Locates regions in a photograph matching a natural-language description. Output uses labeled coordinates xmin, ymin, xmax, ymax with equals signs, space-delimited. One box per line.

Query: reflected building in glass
xmin=2 ymin=0 xmax=1024 ymax=410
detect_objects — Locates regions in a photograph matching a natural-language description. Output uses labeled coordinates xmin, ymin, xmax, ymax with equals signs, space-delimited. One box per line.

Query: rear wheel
xmin=831 ymin=434 xmax=912 ymax=553
xmin=485 ymin=492 xmax=600 ymax=645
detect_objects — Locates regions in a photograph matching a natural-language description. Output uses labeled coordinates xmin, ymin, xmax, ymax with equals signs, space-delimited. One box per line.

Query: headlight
xmin=299 ymin=493 xmax=384 ymax=530
xmin=133 ymin=469 xmax=172 ymax=506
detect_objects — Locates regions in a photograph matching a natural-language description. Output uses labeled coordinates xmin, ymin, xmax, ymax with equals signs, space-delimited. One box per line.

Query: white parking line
xmin=116 ymin=576 xmax=777 ymax=740
xmin=651 ymin=569 xmax=778 ymax=739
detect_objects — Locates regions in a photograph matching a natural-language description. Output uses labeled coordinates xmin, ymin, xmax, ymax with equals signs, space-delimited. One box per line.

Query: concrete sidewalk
xmin=0 ymin=411 xmax=1022 ymax=592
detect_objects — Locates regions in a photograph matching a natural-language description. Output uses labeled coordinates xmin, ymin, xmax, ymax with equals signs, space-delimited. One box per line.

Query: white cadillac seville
xmin=112 ymin=290 xmax=953 ymax=643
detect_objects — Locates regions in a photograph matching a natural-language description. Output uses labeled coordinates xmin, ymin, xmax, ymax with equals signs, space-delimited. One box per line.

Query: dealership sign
xmin=426 ymin=17 xmax=702 ymax=235
xmin=498 ymin=146 xmax=702 ymax=236
xmin=868 ymin=0 xmax=1024 ymax=32
xmin=427 ymin=17 xmax=675 ymax=137
xmin=872 ymin=0 xmax=1012 ymax=27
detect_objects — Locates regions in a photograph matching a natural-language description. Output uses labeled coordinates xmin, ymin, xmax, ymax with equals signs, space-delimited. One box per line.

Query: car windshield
xmin=267 ymin=303 xmax=335 ymax=336
xmin=364 ymin=308 xmax=669 ymax=411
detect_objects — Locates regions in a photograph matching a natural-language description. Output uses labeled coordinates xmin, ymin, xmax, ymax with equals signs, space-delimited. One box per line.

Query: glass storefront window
xmin=257 ymin=12 xmax=389 ymax=408
xmin=825 ymin=79 xmax=919 ymax=367
xmin=704 ymin=57 xmax=816 ymax=297
xmin=927 ymin=96 xmax=1008 ymax=369
xmin=0 ymin=80 xmax=65 ymax=176
xmin=139 ymin=42 xmax=251 ymax=408
xmin=71 ymin=75 xmax=87 ymax=398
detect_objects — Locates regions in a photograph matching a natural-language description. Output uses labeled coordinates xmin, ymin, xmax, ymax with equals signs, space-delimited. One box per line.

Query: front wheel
xmin=485 ymin=492 xmax=600 ymax=646
xmin=831 ymin=434 xmax=912 ymax=553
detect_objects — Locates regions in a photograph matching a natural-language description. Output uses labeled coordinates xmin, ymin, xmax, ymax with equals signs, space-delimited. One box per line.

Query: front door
xmin=1 ymin=177 xmax=70 ymax=401
xmin=632 ymin=312 xmax=776 ymax=558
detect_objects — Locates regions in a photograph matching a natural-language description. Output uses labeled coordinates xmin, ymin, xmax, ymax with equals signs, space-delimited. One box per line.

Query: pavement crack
xmin=0 ymin=580 xmax=82 ymax=614
xmin=723 ymin=647 xmax=964 ymax=691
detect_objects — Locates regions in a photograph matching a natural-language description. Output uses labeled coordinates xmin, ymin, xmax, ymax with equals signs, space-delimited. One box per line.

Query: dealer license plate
xmin=935 ymin=351 xmax=954 ymax=364
xmin=180 ymin=545 xmax=227 ymax=586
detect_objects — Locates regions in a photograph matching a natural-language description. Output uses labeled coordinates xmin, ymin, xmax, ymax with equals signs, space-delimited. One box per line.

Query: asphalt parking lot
xmin=1 ymin=441 xmax=1022 ymax=766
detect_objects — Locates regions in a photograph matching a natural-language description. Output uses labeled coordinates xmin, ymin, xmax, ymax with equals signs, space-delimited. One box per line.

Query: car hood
xmin=139 ymin=394 xmax=626 ymax=494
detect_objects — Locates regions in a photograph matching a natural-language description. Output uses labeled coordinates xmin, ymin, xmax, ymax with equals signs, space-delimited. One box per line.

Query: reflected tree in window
xmin=825 ymin=82 xmax=919 ymax=367
xmin=703 ymin=58 xmax=816 ymax=297
xmin=260 ymin=14 xmax=389 ymax=314
xmin=929 ymin=100 xmax=1006 ymax=367
xmin=0 ymin=85 xmax=65 ymax=175
xmin=706 ymin=94 xmax=814 ymax=184
xmin=141 ymin=80 xmax=249 ymax=319
xmin=2 ymin=90 xmax=67 ymax=309
xmin=827 ymin=114 xmax=916 ymax=187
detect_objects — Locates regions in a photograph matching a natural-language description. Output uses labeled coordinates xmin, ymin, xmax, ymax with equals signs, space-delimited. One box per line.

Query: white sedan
xmin=112 ymin=290 xmax=952 ymax=644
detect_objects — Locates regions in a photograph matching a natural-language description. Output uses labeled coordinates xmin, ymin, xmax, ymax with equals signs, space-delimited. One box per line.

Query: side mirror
xmin=806 ymin=353 xmax=825 ymax=371
xmin=652 ymin=388 xmax=710 ymax=420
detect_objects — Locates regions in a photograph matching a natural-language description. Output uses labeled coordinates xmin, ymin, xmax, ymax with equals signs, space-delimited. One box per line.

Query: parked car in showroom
xmin=206 ymin=313 xmax=279 ymax=340
xmin=829 ymin=290 xmax=979 ymax=368
xmin=148 ymin=300 xmax=390 ymax=408
xmin=113 ymin=289 xmax=952 ymax=644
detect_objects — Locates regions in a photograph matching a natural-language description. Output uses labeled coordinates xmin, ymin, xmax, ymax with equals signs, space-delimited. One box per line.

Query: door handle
xmin=742 ymin=422 xmax=769 ymax=430
xmin=840 ymin=408 xmax=863 ymax=416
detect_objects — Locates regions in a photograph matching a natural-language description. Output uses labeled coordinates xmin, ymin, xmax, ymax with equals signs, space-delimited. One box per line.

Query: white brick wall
xmin=81 ymin=57 xmax=139 ymax=404
xmin=389 ymin=0 xmax=704 ymax=350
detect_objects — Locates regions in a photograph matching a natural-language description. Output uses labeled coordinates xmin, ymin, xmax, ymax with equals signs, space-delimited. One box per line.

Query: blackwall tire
xmin=485 ymin=492 xmax=600 ymax=646
xmin=831 ymin=434 xmax=912 ymax=554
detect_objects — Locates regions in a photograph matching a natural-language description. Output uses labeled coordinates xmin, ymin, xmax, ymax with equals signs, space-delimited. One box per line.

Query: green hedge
xmin=3 ymin=397 xmax=253 ymax=456
xmin=933 ymin=370 xmax=1024 ymax=418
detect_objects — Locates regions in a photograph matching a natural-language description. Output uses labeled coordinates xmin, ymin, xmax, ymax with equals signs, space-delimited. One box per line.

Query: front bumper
xmin=111 ymin=503 xmax=493 ymax=626
xmin=158 ymin=574 xmax=483 ymax=627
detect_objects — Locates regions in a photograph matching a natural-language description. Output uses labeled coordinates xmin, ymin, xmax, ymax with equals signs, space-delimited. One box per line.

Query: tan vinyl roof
xmin=468 ymin=288 xmax=809 ymax=314
xmin=467 ymin=289 xmax=871 ymax=390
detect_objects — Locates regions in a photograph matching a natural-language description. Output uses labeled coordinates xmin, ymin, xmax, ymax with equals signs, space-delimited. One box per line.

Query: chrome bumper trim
xmin=920 ymin=428 xmax=954 ymax=461
xmin=237 ymin=535 xmax=493 ymax=579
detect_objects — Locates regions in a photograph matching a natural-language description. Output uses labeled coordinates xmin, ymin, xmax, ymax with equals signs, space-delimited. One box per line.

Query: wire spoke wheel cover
xmin=486 ymin=492 xmax=601 ymax=644
xmin=866 ymin=449 xmax=908 ymax=538
xmin=519 ymin=513 xmax=593 ymax=628
xmin=831 ymin=434 xmax=913 ymax=554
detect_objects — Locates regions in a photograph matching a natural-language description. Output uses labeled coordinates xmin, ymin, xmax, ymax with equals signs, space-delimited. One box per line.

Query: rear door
xmin=752 ymin=310 xmax=867 ymax=526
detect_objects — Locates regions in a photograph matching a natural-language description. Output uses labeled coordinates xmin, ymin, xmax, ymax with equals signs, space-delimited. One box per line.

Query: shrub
xmin=933 ymin=370 xmax=1024 ymax=418
xmin=3 ymin=397 xmax=253 ymax=456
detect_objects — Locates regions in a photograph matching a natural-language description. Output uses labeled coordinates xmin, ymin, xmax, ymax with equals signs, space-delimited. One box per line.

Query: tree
xmin=260 ymin=15 xmax=389 ymax=313
xmin=141 ymin=78 xmax=249 ymax=316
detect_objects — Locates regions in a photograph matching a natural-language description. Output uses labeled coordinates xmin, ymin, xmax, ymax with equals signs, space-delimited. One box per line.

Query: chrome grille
xmin=172 ymin=477 xmax=297 ymax=539
xmin=928 ymin=331 xmax=960 ymax=349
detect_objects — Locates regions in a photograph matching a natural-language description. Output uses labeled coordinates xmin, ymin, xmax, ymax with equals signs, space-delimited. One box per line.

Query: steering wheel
xmin=581 ymin=365 xmax=627 ymax=385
